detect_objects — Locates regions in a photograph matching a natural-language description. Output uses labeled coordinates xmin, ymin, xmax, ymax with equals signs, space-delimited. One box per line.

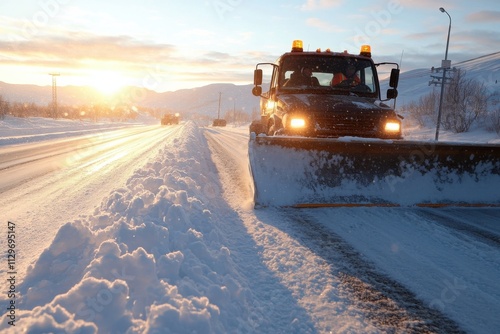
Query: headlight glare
xmin=384 ymin=121 xmax=400 ymax=132
xmin=290 ymin=118 xmax=306 ymax=128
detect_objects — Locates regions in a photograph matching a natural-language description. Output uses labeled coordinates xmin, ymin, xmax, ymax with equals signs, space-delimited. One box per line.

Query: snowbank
xmin=1 ymin=122 xmax=256 ymax=333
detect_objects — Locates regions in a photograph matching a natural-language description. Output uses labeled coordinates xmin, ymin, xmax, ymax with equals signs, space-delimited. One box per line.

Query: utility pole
xmin=49 ymin=73 xmax=60 ymax=119
xmin=434 ymin=7 xmax=452 ymax=141
xmin=217 ymin=92 xmax=222 ymax=119
xmin=212 ymin=92 xmax=226 ymax=127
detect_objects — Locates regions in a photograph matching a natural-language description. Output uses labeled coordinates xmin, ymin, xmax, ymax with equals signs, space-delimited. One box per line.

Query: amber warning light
xmin=291 ymin=40 xmax=303 ymax=52
xmin=360 ymin=45 xmax=372 ymax=57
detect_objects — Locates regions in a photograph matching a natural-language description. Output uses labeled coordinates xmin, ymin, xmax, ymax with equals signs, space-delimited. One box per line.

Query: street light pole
xmin=435 ymin=7 xmax=452 ymax=141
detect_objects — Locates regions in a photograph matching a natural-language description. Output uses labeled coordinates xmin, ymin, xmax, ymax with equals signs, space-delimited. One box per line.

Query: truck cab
xmin=251 ymin=40 xmax=402 ymax=139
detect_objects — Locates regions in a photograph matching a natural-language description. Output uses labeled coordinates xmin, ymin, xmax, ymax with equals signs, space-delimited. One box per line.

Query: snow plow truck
xmin=249 ymin=40 xmax=500 ymax=208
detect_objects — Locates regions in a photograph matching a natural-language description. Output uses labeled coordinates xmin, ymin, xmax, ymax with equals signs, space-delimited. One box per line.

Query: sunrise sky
xmin=0 ymin=0 xmax=499 ymax=92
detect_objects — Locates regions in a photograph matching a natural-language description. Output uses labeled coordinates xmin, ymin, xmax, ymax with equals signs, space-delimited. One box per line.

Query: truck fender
xmin=268 ymin=114 xmax=283 ymax=135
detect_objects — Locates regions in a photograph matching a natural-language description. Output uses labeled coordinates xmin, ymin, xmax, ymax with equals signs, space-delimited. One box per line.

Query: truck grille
xmin=314 ymin=114 xmax=379 ymax=137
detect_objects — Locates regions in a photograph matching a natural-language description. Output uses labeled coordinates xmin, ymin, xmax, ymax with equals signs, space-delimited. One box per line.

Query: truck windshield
xmin=279 ymin=55 xmax=377 ymax=96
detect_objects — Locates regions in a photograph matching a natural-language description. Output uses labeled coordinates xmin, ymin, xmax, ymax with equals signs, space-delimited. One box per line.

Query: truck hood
xmin=276 ymin=92 xmax=401 ymax=138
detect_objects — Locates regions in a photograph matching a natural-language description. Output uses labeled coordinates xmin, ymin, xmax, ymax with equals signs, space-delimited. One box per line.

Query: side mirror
xmin=387 ymin=88 xmax=398 ymax=100
xmin=254 ymin=69 xmax=263 ymax=86
xmin=252 ymin=86 xmax=262 ymax=96
xmin=389 ymin=68 xmax=399 ymax=88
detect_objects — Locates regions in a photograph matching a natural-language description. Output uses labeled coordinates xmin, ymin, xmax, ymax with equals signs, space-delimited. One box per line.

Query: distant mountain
xmin=147 ymin=84 xmax=260 ymax=117
xmin=2 ymin=52 xmax=499 ymax=117
xmin=0 ymin=81 xmax=260 ymax=118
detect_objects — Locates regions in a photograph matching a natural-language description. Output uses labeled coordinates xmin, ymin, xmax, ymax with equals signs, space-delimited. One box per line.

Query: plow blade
xmin=248 ymin=135 xmax=500 ymax=208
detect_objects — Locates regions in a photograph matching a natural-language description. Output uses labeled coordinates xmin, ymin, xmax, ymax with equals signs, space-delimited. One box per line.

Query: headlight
xmin=384 ymin=121 xmax=400 ymax=132
xmin=266 ymin=100 xmax=276 ymax=110
xmin=290 ymin=118 xmax=306 ymax=128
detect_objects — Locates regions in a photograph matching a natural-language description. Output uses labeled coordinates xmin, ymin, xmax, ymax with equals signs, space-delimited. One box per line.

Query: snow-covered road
xmin=1 ymin=120 xmax=499 ymax=333
xmin=204 ymin=125 xmax=500 ymax=333
xmin=1 ymin=125 xmax=178 ymax=279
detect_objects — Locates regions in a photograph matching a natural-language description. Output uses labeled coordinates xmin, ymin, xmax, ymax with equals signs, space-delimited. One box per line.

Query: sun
xmin=88 ymin=71 xmax=126 ymax=96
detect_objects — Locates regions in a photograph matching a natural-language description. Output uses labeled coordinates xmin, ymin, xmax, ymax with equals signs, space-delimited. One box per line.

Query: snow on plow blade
xmin=248 ymin=135 xmax=500 ymax=208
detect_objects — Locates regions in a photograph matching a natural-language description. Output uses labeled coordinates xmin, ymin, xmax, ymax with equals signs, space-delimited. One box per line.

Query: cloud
xmin=0 ymin=33 xmax=177 ymax=68
xmin=301 ymin=0 xmax=342 ymax=11
xmin=306 ymin=18 xmax=345 ymax=33
xmin=0 ymin=31 xmax=184 ymax=91
xmin=405 ymin=29 xmax=441 ymax=41
xmin=395 ymin=0 xmax=451 ymax=10
xmin=448 ymin=29 xmax=500 ymax=54
xmin=466 ymin=10 xmax=500 ymax=23
xmin=387 ymin=27 xmax=500 ymax=74
xmin=0 ymin=24 xmax=266 ymax=91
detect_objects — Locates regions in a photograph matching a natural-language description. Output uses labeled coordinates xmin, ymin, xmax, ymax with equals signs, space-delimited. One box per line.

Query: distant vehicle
xmin=212 ymin=119 xmax=226 ymax=127
xmin=161 ymin=113 xmax=180 ymax=125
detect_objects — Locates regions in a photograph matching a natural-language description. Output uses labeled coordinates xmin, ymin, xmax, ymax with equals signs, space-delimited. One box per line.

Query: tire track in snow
xmin=285 ymin=211 xmax=465 ymax=334
xmin=0 ymin=125 xmax=156 ymax=171
xmin=204 ymin=126 xmax=463 ymax=332
xmin=204 ymin=128 xmax=319 ymax=332
xmin=414 ymin=208 xmax=500 ymax=248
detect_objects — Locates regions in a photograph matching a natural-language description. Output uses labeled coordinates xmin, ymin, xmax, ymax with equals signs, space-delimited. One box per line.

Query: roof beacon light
xmin=360 ymin=45 xmax=372 ymax=58
xmin=292 ymin=40 xmax=303 ymax=52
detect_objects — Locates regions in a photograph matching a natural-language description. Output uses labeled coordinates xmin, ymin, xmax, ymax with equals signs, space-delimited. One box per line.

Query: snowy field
xmin=1 ymin=115 xmax=499 ymax=333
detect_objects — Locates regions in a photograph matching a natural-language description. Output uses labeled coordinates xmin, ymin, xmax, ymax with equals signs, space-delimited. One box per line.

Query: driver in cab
xmin=331 ymin=62 xmax=360 ymax=86
xmin=284 ymin=67 xmax=320 ymax=87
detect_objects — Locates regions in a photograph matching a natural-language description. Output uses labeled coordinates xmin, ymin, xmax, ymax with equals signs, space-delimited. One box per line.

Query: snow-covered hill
xmin=392 ymin=52 xmax=500 ymax=107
